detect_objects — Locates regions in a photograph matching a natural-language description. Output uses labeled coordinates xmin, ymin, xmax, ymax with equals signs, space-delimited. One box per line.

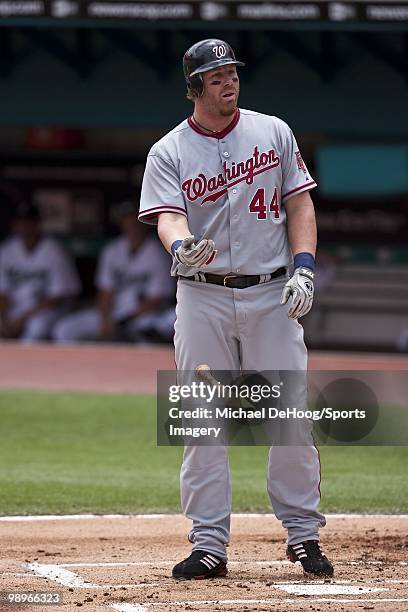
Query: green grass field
xmin=0 ymin=390 xmax=407 ymax=515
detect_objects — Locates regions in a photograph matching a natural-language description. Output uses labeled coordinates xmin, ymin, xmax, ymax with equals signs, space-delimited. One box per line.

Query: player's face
xmin=201 ymin=65 xmax=239 ymax=117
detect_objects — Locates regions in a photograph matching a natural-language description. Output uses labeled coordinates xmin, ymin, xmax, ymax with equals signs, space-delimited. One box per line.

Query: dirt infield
xmin=0 ymin=342 xmax=175 ymax=394
xmin=0 ymin=342 xmax=407 ymax=394
xmin=1 ymin=343 xmax=407 ymax=611
xmin=1 ymin=514 xmax=407 ymax=612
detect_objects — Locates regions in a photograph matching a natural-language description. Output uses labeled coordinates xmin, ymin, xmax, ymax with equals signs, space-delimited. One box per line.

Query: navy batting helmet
xmin=183 ymin=39 xmax=245 ymax=98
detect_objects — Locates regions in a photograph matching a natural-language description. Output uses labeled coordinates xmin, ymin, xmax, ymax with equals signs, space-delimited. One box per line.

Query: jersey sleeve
xmin=139 ymin=152 xmax=187 ymax=225
xmin=280 ymin=124 xmax=317 ymax=203
xmin=47 ymin=242 xmax=81 ymax=297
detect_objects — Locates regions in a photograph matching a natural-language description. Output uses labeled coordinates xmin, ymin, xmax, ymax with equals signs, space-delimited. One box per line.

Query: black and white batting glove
xmin=280 ymin=267 xmax=314 ymax=319
xmin=173 ymin=236 xmax=216 ymax=267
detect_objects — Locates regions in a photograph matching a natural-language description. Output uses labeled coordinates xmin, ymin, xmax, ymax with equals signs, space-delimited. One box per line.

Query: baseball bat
xmin=195 ymin=364 xmax=252 ymax=409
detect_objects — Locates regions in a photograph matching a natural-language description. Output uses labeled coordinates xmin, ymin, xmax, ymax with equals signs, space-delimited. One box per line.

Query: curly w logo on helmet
xmin=212 ymin=44 xmax=227 ymax=59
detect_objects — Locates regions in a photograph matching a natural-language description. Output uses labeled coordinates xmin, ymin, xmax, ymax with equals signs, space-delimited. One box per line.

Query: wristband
xmin=171 ymin=240 xmax=183 ymax=256
xmin=294 ymin=252 xmax=315 ymax=272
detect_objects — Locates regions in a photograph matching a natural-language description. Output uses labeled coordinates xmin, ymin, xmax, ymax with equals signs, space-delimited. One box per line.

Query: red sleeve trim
xmin=138 ymin=205 xmax=187 ymax=220
xmin=282 ymin=181 xmax=317 ymax=200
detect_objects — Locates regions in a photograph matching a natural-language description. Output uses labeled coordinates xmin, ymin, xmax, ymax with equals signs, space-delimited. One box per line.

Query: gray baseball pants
xmin=174 ymin=275 xmax=326 ymax=562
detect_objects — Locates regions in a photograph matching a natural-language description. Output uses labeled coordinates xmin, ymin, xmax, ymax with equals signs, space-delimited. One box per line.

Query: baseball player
xmin=139 ymin=39 xmax=333 ymax=579
xmin=54 ymin=201 xmax=175 ymax=343
xmin=0 ymin=202 xmax=80 ymax=342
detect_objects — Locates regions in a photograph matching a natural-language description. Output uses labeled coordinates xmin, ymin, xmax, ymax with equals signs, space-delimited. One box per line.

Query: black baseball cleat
xmin=287 ymin=540 xmax=334 ymax=578
xmin=172 ymin=550 xmax=228 ymax=580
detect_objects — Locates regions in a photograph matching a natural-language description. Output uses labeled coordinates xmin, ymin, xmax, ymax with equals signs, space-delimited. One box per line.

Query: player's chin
xmin=219 ymin=99 xmax=238 ymax=116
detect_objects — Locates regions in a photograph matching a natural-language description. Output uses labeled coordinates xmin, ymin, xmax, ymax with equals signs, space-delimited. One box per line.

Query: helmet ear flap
xmin=188 ymin=74 xmax=204 ymax=97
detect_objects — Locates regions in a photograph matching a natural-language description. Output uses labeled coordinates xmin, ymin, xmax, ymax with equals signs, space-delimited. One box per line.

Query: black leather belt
xmin=179 ymin=267 xmax=286 ymax=289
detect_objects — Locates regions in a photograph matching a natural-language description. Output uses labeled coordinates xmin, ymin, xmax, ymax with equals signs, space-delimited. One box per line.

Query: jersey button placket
xmin=229 ymin=180 xmax=240 ymax=271
xmin=221 ymin=141 xmax=240 ymax=275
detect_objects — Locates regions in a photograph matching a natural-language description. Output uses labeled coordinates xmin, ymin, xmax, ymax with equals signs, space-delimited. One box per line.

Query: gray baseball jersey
xmin=139 ymin=108 xmax=316 ymax=275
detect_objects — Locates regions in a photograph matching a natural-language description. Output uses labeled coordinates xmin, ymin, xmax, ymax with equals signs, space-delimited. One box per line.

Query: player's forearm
xmin=285 ymin=191 xmax=317 ymax=257
xmin=157 ymin=213 xmax=191 ymax=254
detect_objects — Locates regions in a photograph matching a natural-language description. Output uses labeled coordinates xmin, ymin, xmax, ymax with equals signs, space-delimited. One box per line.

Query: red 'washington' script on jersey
xmin=182 ymin=146 xmax=280 ymax=205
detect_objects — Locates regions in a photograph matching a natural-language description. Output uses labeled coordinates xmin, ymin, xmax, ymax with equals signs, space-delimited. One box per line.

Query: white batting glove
xmin=174 ymin=236 xmax=216 ymax=267
xmin=280 ymin=267 xmax=314 ymax=319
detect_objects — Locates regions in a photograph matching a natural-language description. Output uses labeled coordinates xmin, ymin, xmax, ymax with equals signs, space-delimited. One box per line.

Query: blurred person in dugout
xmin=0 ymin=202 xmax=80 ymax=342
xmin=54 ymin=201 xmax=176 ymax=344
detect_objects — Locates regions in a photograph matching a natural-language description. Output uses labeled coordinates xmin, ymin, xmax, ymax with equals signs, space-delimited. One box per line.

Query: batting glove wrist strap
xmin=280 ymin=267 xmax=314 ymax=320
xmin=173 ymin=235 xmax=217 ymax=267
xmin=293 ymin=252 xmax=315 ymax=272
xmin=171 ymin=240 xmax=183 ymax=256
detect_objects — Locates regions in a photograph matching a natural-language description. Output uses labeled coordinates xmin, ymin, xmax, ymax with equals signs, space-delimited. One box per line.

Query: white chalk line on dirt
xmin=111 ymin=597 xmax=408 ymax=611
xmin=28 ymin=563 xmax=100 ymax=588
xmin=1 ymin=512 xmax=408 ymax=521
xmin=27 ymin=562 xmax=164 ymax=590
xmin=25 ymin=563 xmax=155 ymax=591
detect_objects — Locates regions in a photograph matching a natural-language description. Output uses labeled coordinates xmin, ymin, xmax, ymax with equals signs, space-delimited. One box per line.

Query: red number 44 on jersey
xmin=249 ymin=187 xmax=280 ymax=220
